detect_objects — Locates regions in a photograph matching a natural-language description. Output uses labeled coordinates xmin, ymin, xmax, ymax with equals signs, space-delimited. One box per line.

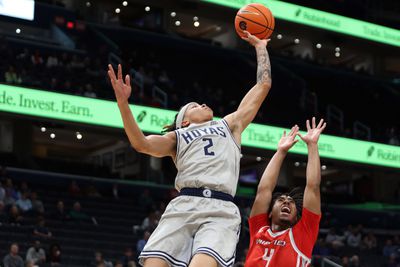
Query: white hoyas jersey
xmin=174 ymin=119 xmax=241 ymax=196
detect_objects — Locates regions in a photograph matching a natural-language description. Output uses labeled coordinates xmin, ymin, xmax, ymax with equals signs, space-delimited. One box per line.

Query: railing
xmin=321 ymin=257 xmax=343 ymax=267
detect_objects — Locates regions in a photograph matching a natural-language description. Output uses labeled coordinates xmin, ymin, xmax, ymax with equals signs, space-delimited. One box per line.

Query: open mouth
xmin=281 ymin=206 xmax=291 ymax=215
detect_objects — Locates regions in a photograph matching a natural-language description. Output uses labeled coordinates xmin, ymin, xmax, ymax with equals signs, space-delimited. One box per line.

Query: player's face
xmin=184 ymin=102 xmax=213 ymax=124
xmin=271 ymin=195 xmax=297 ymax=226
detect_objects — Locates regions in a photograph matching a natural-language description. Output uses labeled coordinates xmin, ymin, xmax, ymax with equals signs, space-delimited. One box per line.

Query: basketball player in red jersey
xmin=245 ymin=117 xmax=326 ymax=267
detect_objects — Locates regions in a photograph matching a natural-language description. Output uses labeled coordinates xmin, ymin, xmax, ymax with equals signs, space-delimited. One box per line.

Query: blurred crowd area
xmin=2 ymin=166 xmax=400 ymax=267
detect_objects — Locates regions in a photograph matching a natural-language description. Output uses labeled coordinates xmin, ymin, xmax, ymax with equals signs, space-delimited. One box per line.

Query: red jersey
xmin=245 ymin=208 xmax=321 ymax=267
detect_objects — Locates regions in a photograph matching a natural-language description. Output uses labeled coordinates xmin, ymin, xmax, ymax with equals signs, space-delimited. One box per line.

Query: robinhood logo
xmin=136 ymin=111 xmax=147 ymax=122
xmin=367 ymin=146 xmax=375 ymax=157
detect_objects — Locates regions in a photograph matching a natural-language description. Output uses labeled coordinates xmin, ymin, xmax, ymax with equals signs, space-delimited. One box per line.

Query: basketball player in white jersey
xmin=107 ymin=31 xmax=271 ymax=267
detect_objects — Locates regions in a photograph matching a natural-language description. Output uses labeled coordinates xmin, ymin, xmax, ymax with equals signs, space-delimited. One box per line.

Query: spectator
xmin=4 ymin=190 xmax=16 ymax=206
xmin=5 ymin=66 xmax=21 ymax=84
xmin=349 ymin=255 xmax=362 ymax=267
xmin=325 ymin=227 xmax=345 ymax=248
xmin=133 ymin=211 xmax=158 ymax=234
xmin=25 ymin=260 xmax=36 ymax=267
xmin=52 ymin=201 xmax=69 ymax=221
xmin=46 ymin=54 xmax=59 ymax=68
xmin=0 ymin=180 xmax=5 ymax=201
xmin=136 ymin=231 xmax=150 ymax=254
xmin=114 ymin=261 xmax=123 ymax=267
xmin=342 ymin=256 xmax=350 ymax=267
xmin=31 ymin=50 xmax=44 ymax=65
xmin=86 ymin=183 xmax=101 ymax=198
xmin=92 ymin=251 xmax=113 ymax=267
xmin=48 ymin=244 xmax=61 ymax=266
xmin=15 ymin=192 xmax=32 ymax=213
xmin=8 ymin=205 xmax=23 ymax=225
xmin=120 ymin=248 xmax=135 ymax=267
xmin=30 ymin=192 xmax=45 ymax=215
xmin=69 ymin=201 xmax=97 ymax=224
xmin=313 ymin=238 xmax=332 ymax=263
xmin=26 ymin=240 xmax=46 ymax=266
xmin=112 ymin=184 xmax=119 ymax=199
xmin=5 ymin=178 xmax=18 ymax=200
xmin=385 ymin=253 xmax=399 ymax=267
xmin=347 ymin=227 xmax=362 ymax=248
xmin=127 ymin=262 xmax=136 ymax=267
xmin=3 ymin=243 xmax=24 ymax=267
xmin=33 ymin=217 xmax=53 ymax=239
xmin=383 ymin=239 xmax=398 ymax=258
xmin=68 ymin=181 xmax=81 ymax=196
xmin=83 ymin=83 xmax=97 ymax=98
xmin=362 ymin=231 xmax=377 ymax=250
xmin=0 ymin=201 xmax=6 ymax=224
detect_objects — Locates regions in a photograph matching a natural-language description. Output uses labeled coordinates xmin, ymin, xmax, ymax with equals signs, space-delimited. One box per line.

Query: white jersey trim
xmin=221 ymin=119 xmax=241 ymax=151
xmin=267 ymin=228 xmax=289 ymax=238
xmin=289 ymin=228 xmax=311 ymax=262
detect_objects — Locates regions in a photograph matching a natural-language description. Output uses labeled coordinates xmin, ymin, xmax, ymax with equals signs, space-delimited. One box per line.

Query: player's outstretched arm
xmin=297 ymin=117 xmax=326 ymax=215
xmin=224 ymin=31 xmax=271 ymax=138
xmin=250 ymin=126 xmax=299 ymax=217
xmin=108 ymin=64 xmax=175 ymax=158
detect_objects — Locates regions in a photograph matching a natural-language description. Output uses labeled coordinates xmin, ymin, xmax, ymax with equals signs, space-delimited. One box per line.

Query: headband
xmin=176 ymin=102 xmax=196 ymax=129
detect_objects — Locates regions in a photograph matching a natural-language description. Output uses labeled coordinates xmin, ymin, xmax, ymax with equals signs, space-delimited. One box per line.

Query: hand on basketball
xmin=242 ymin=31 xmax=270 ymax=47
xmin=297 ymin=117 xmax=327 ymax=145
xmin=108 ymin=64 xmax=132 ymax=104
xmin=278 ymin=125 xmax=299 ymax=152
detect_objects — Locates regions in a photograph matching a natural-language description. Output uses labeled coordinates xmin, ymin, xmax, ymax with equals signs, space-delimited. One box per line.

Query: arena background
xmin=0 ymin=0 xmax=399 ymax=266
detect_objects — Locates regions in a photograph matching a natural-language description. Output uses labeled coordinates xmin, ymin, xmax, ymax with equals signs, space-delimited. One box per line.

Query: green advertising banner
xmin=202 ymin=0 xmax=400 ymax=47
xmin=0 ymin=84 xmax=399 ymax=168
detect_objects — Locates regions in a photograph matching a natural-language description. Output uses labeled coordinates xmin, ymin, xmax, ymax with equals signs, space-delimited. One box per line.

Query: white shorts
xmin=139 ymin=195 xmax=241 ymax=267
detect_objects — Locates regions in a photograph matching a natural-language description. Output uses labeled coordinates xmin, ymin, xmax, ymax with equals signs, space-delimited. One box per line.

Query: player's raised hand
xmin=298 ymin=117 xmax=327 ymax=145
xmin=278 ymin=125 xmax=299 ymax=152
xmin=242 ymin=31 xmax=270 ymax=47
xmin=108 ymin=64 xmax=132 ymax=104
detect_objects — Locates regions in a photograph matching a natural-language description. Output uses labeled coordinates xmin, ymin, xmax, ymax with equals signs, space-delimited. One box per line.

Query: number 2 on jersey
xmin=262 ymin=248 xmax=275 ymax=266
xmin=202 ymin=138 xmax=215 ymax=156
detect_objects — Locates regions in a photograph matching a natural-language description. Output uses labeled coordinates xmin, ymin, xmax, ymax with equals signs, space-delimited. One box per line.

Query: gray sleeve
xmin=3 ymin=255 xmax=10 ymax=267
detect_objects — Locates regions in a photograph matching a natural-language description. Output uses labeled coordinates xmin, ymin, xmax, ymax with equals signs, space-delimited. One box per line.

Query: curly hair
xmin=268 ymin=187 xmax=304 ymax=222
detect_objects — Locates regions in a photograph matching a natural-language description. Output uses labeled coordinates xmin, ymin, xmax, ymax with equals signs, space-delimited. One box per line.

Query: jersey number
xmin=262 ymin=248 xmax=275 ymax=266
xmin=202 ymin=138 xmax=215 ymax=156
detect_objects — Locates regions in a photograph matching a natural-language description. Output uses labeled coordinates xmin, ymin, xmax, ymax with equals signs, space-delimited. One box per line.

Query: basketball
xmin=235 ymin=3 xmax=275 ymax=40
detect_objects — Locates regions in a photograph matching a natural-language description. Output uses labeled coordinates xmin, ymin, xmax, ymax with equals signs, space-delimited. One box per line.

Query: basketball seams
xmin=247 ymin=4 xmax=270 ymax=28
xmin=236 ymin=14 xmax=274 ymax=31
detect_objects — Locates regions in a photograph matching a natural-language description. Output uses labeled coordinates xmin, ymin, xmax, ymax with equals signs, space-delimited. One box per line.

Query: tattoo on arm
xmin=256 ymin=46 xmax=271 ymax=85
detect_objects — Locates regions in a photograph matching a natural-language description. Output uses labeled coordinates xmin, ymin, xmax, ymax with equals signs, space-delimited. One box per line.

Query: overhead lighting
xmin=316 ymin=43 xmax=322 ymax=49
xmin=144 ymin=6 xmax=150 ymax=12
xmin=122 ymin=1 xmax=128 ymax=6
xmin=294 ymin=161 xmax=300 ymax=167
xmin=321 ymin=165 xmax=327 ymax=170
xmin=335 ymin=47 xmax=341 ymax=52
xmin=86 ymin=1 xmax=91 ymax=7
xmin=50 ymin=133 xmax=56 ymax=139
xmin=256 ymin=156 xmax=262 ymax=162
xmin=115 ymin=8 xmax=121 ymax=14
xmin=294 ymin=38 xmax=300 ymax=44
xmin=240 ymin=153 xmax=243 ymax=158
xmin=194 ymin=21 xmax=200 ymax=27
xmin=335 ymin=52 xmax=341 ymax=57
xmin=193 ymin=16 xmax=199 ymax=21
xmin=170 ymin=11 xmax=176 ymax=17
xmin=216 ymin=26 xmax=221 ymax=31
xmin=76 ymin=132 xmax=83 ymax=140
xmin=277 ymin=34 xmax=282 ymax=39
xmin=175 ymin=20 xmax=181 ymax=26
xmin=16 ymin=28 xmax=21 ymax=34
xmin=40 ymin=127 xmax=46 ymax=133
